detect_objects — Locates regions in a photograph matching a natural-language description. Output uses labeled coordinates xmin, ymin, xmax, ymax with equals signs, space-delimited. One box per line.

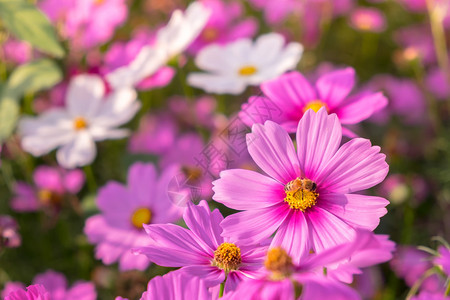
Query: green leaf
xmin=0 ymin=59 xmax=63 ymax=142
xmin=0 ymin=0 xmax=65 ymax=58
xmin=3 ymin=58 xmax=63 ymax=99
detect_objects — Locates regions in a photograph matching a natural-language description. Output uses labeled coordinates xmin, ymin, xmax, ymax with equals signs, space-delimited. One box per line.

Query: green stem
xmin=445 ymin=278 xmax=450 ymax=296
xmin=83 ymin=165 xmax=97 ymax=193
xmin=219 ymin=274 xmax=228 ymax=298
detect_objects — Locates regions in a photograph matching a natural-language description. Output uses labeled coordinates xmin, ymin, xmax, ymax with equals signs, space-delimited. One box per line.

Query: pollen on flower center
xmin=284 ymin=178 xmax=319 ymax=212
xmin=202 ymin=27 xmax=218 ymax=42
xmin=265 ymin=247 xmax=294 ymax=280
xmin=37 ymin=189 xmax=61 ymax=206
xmin=73 ymin=117 xmax=88 ymax=130
xmin=131 ymin=208 xmax=152 ymax=229
xmin=212 ymin=242 xmax=242 ymax=273
xmin=303 ymin=100 xmax=327 ymax=113
xmin=238 ymin=65 xmax=258 ymax=76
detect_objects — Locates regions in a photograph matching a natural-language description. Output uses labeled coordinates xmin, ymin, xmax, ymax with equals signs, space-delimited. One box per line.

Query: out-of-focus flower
xmin=213 ymin=109 xmax=389 ymax=263
xmin=4 ymin=284 xmax=50 ymax=300
xmin=11 ymin=166 xmax=85 ymax=212
xmin=102 ymin=29 xmax=175 ymax=91
xmin=2 ymin=270 xmax=96 ymax=300
xmin=391 ymin=246 xmax=444 ymax=292
xmin=239 ymin=68 xmax=387 ymax=137
xmin=435 ymin=246 xmax=450 ymax=277
xmin=188 ymin=0 xmax=258 ymax=54
xmin=188 ymin=33 xmax=303 ymax=94
xmin=84 ymin=163 xmax=183 ymax=271
xmin=106 ymin=2 xmax=210 ymax=90
xmin=369 ymin=75 xmax=426 ymax=124
xmin=1 ymin=38 xmax=32 ymax=65
xmin=394 ymin=25 xmax=435 ymax=65
xmin=247 ymin=0 xmax=300 ymax=24
xmin=39 ymin=0 xmax=128 ymax=49
xmin=378 ymin=174 xmax=428 ymax=206
xmin=349 ymin=7 xmax=387 ymax=32
xmin=19 ymin=74 xmax=140 ymax=168
xmin=133 ymin=200 xmax=267 ymax=293
xmin=140 ymin=270 xmax=213 ymax=300
xmin=0 ymin=215 xmax=21 ymax=249
xmin=426 ymin=67 xmax=450 ymax=100
xmin=223 ymin=246 xmax=361 ymax=300
xmin=398 ymin=0 xmax=427 ymax=12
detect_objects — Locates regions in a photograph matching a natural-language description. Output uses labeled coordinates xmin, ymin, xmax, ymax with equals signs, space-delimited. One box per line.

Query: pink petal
xmin=33 ymin=166 xmax=64 ymax=193
xmin=183 ymin=201 xmax=223 ymax=254
xmin=127 ymin=162 xmax=157 ymax=207
xmin=271 ymin=211 xmax=310 ymax=264
xmin=305 ymin=206 xmax=356 ymax=253
xmin=247 ymin=121 xmax=300 ymax=184
xmin=316 ymin=68 xmax=355 ymax=109
xmin=135 ymin=224 xmax=209 ymax=267
xmin=318 ymin=193 xmax=388 ymax=230
xmin=296 ymin=108 xmax=342 ymax=180
xmin=213 ymin=169 xmax=284 ymax=210
xmin=220 ymin=203 xmax=290 ymax=243
xmin=315 ymin=138 xmax=389 ymax=193
xmin=335 ymin=92 xmax=388 ymax=124
xmin=299 ymin=274 xmax=361 ymax=300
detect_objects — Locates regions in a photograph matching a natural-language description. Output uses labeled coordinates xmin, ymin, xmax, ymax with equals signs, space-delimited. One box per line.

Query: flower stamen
xmin=265 ymin=247 xmax=294 ymax=280
xmin=303 ymin=100 xmax=327 ymax=113
xmin=73 ymin=117 xmax=88 ymax=131
xmin=238 ymin=65 xmax=257 ymax=76
xmin=284 ymin=178 xmax=318 ymax=212
xmin=212 ymin=242 xmax=242 ymax=273
xmin=131 ymin=208 xmax=152 ymax=229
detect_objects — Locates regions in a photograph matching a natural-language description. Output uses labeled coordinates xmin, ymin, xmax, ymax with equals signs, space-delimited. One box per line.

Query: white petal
xmin=92 ymin=88 xmax=140 ymax=127
xmin=106 ymin=46 xmax=166 ymax=90
xmin=89 ymin=127 xmax=130 ymax=141
xmin=187 ymin=73 xmax=247 ymax=94
xmin=66 ymin=74 xmax=105 ymax=118
xmin=250 ymin=33 xmax=286 ymax=64
xmin=56 ymin=131 xmax=97 ymax=169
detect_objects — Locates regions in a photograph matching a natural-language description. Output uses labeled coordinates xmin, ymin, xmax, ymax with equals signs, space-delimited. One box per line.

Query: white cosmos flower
xmin=19 ymin=74 xmax=141 ymax=169
xmin=106 ymin=2 xmax=211 ymax=90
xmin=187 ymin=33 xmax=304 ymax=95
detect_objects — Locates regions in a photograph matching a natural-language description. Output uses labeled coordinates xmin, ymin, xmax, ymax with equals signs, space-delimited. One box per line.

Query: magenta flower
xmin=188 ymin=0 xmax=258 ymax=53
xmin=133 ymin=200 xmax=268 ymax=292
xmin=4 ymin=284 xmax=50 ymax=300
xmin=239 ymin=68 xmax=387 ymax=137
xmin=214 ymin=108 xmax=389 ymax=263
xmin=435 ymin=246 xmax=450 ymax=277
xmin=0 ymin=215 xmax=21 ymax=249
xmin=102 ymin=29 xmax=175 ymax=91
xmin=11 ymin=166 xmax=85 ymax=212
xmin=2 ymin=270 xmax=96 ymax=300
xmin=1 ymin=38 xmax=32 ymax=65
xmin=84 ymin=162 xmax=183 ymax=271
xmin=223 ymin=246 xmax=361 ymax=300
xmin=40 ymin=0 xmax=128 ymax=49
xmin=349 ymin=7 xmax=387 ymax=33
xmin=426 ymin=67 xmax=450 ymax=100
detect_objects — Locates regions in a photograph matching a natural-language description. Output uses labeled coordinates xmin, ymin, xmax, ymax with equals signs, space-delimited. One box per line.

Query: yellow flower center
xmin=284 ymin=178 xmax=319 ymax=212
xmin=403 ymin=47 xmax=419 ymax=61
xmin=202 ymin=27 xmax=219 ymax=42
xmin=212 ymin=242 xmax=242 ymax=273
xmin=37 ymin=189 xmax=62 ymax=206
xmin=181 ymin=166 xmax=203 ymax=183
xmin=303 ymin=100 xmax=327 ymax=113
xmin=265 ymin=247 xmax=294 ymax=280
xmin=238 ymin=65 xmax=258 ymax=76
xmin=73 ymin=117 xmax=88 ymax=131
xmin=131 ymin=208 xmax=152 ymax=229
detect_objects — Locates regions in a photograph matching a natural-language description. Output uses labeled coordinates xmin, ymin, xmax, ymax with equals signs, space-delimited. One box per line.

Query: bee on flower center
xmin=284 ymin=178 xmax=318 ymax=212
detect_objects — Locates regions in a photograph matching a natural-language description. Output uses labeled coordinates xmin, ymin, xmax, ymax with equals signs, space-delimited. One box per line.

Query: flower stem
xmin=83 ymin=165 xmax=97 ymax=193
xmin=445 ymin=278 xmax=450 ymax=296
xmin=219 ymin=274 xmax=228 ymax=298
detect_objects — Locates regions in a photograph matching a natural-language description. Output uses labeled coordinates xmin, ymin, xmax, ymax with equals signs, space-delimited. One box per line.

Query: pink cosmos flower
xmin=349 ymin=7 xmax=387 ymax=32
xmin=2 ymin=270 xmax=96 ymax=300
xmin=11 ymin=166 xmax=85 ymax=212
xmin=435 ymin=246 xmax=450 ymax=277
xmin=133 ymin=200 xmax=268 ymax=292
xmin=223 ymin=245 xmax=362 ymax=300
xmin=188 ymin=0 xmax=258 ymax=54
xmin=4 ymin=284 xmax=50 ymax=300
xmin=390 ymin=246 xmax=444 ymax=292
xmin=213 ymin=108 xmax=389 ymax=263
xmin=0 ymin=215 xmax=21 ymax=249
xmin=1 ymin=38 xmax=32 ymax=65
xmin=239 ymin=68 xmax=387 ymax=137
xmin=426 ymin=67 xmax=450 ymax=100
xmin=102 ymin=29 xmax=175 ymax=91
xmin=84 ymin=162 xmax=183 ymax=271
xmin=39 ymin=0 xmax=128 ymax=49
